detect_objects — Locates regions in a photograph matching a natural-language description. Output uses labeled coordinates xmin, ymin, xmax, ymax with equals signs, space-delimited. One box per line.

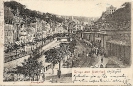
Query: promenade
xmin=4 ymin=39 xmax=60 ymax=69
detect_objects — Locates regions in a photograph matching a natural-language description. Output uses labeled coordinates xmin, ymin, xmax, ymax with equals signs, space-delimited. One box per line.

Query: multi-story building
xmin=82 ymin=31 xmax=110 ymax=49
xmin=106 ymin=30 xmax=131 ymax=66
xmin=106 ymin=5 xmax=116 ymax=15
xmin=55 ymin=25 xmax=68 ymax=34
xmin=100 ymin=5 xmax=116 ymax=21
xmin=30 ymin=18 xmax=46 ymax=41
xmin=4 ymin=24 xmax=14 ymax=49
xmin=19 ymin=24 xmax=27 ymax=44
xmin=13 ymin=8 xmax=24 ymax=44
xmin=45 ymin=23 xmax=51 ymax=36
xmin=82 ymin=28 xmax=131 ymax=66
xmin=41 ymin=20 xmax=47 ymax=38
xmin=36 ymin=18 xmax=43 ymax=39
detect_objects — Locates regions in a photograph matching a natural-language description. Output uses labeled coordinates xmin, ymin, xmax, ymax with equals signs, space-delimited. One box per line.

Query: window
xmin=98 ymin=34 xmax=99 ymax=37
xmin=8 ymin=31 xmax=10 ymax=36
xmin=7 ymin=32 xmax=8 ymax=36
xmin=5 ymin=32 xmax=6 ymax=36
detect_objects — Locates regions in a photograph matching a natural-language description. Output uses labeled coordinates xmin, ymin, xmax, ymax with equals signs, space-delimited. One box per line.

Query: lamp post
xmin=15 ymin=23 xmax=20 ymax=58
xmin=54 ymin=46 xmax=62 ymax=79
xmin=41 ymin=25 xmax=44 ymax=55
xmin=58 ymin=57 xmax=61 ymax=79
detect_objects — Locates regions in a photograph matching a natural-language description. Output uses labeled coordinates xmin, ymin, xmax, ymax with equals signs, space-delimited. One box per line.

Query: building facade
xmin=106 ymin=5 xmax=116 ymax=14
xmin=106 ymin=30 xmax=131 ymax=66
xmin=4 ymin=24 xmax=14 ymax=49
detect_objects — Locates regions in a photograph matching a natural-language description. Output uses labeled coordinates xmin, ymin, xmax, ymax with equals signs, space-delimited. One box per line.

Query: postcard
xmin=0 ymin=0 xmax=132 ymax=85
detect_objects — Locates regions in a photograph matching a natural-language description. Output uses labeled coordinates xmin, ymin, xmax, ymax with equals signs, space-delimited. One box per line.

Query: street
xmin=72 ymin=37 xmax=96 ymax=67
xmin=4 ymin=34 xmax=125 ymax=82
xmin=4 ymin=38 xmax=54 ymax=63
xmin=45 ymin=61 xmax=72 ymax=83
xmin=4 ymin=39 xmax=59 ymax=69
xmin=72 ymin=37 xmax=123 ymax=68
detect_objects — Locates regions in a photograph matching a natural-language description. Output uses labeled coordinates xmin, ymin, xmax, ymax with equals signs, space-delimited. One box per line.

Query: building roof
xmin=83 ymin=31 xmax=100 ymax=34
xmin=83 ymin=31 xmax=107 ymax=35
xmin=106 ymin=5 xmax=116 ymax=10
xmin=107 ymin=40 xmax=130 ymax=46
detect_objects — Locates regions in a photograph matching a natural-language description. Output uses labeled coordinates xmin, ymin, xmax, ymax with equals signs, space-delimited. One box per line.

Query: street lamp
xmin=54 ymin=46 xmax=62 ymax=79
xmin=15 ymin=23 xmax=20 ymax=58
xmin=41 ymin=26 xmax=44 ymax=55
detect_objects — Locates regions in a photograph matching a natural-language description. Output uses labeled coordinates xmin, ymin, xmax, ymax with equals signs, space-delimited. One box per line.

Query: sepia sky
xmin=4 ymin=0 xmax=129 ymax=17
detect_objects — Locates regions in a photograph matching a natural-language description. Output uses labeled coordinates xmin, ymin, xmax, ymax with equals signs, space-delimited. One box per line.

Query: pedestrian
xmin=97 ymin=49 xmax=100 ymax=56
xmin=101 ymin=57 xmax=103 ymax=63
xmin=89 ymin=52 xmax=91 ymax=57
xmin=42 ymin=73 xmax=45 ymax=81
xmin=72 ymin=60 xmax=74 ymax=67
xmin=57 ymin=70 xmax=61 ymax=78
xmin=83 ymin=51 xmax=84 ymax=55
xmin=100 ymin=64 xmax=104 ymax=68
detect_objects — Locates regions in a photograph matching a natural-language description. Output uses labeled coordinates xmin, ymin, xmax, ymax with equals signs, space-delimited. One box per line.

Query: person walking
xmin=57 ymin=70 xmax=61 ymax=78
xmin=101 ymin=56 xmax=103 ymax=63
xmin=100 ymin=64 xmax=104 ymax=68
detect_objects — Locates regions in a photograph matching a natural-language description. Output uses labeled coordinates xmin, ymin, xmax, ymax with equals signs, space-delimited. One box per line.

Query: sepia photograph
xmin=2 ymin=0 xmax=131 ymax=84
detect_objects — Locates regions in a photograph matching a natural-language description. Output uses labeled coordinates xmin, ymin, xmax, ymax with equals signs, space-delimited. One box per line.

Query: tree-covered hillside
xmin=4 ymin=1 xmax=64 ymax=24
xmin=95 ymin=2 xmax=131 ymax=30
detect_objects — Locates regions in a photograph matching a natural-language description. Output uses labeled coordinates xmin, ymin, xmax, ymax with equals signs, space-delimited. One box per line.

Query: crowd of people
xmin=85 ymin=41 xmax=107 ymax=68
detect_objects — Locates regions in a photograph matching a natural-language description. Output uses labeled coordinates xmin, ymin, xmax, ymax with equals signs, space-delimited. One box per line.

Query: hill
xmin=4 ymin=1 xmax=64 ymax=24
xmin=95 ymin=2 xmax=131 ymax=31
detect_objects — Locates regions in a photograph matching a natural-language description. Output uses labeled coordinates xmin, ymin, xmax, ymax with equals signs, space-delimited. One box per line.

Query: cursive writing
xmin=73 ymin=71 xmax=131 ymax=86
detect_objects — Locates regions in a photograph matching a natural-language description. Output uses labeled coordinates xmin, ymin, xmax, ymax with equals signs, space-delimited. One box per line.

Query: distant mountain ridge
xmin=59 ymin=15 xmax=99 ymax=22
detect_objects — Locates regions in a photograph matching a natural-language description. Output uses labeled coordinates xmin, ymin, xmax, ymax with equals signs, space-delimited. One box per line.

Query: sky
xmin=4 ymin=0 xmax=129 ymax=17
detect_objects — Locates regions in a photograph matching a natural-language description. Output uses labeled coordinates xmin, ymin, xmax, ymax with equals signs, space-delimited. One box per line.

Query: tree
xmin=16 ymin=57 xmax=43 ymax=81
xmin=4 ymin=1 xmax=25 ymax=10
xmin=4 ymin=6 xmax=14 ymax=24
xmin=44 ymin=43 xmax=72 ymax=78
xmin=44 ymin=49 xmax=59 ymax=65
xmin=44 ymin=48 xmax=58 ymax=77
xmin=4 ymin=1 xmax=65 ymax=25
xmin=68 ymin=39 xmax=76 ymax=54
xmin=56 ymin=43 xmax=73 ymax=77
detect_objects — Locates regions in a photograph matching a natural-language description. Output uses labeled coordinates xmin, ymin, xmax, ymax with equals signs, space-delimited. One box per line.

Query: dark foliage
xmin=68 ymin=39 xmax=76 ymax=53
xmin=4 ymin=6 xmax=14 ymax=24
xmin=44 ymin=48 xmax=59 ymax=64
xmin=16 ymin=56 xmax=43 ymax=80
xmin=95 ymin=2 xmax=131 ymax=30
xmin=105 ymin=2 xmax=131 ymax=22
xmin=4 ymin=1 xmax=64 ymax=24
